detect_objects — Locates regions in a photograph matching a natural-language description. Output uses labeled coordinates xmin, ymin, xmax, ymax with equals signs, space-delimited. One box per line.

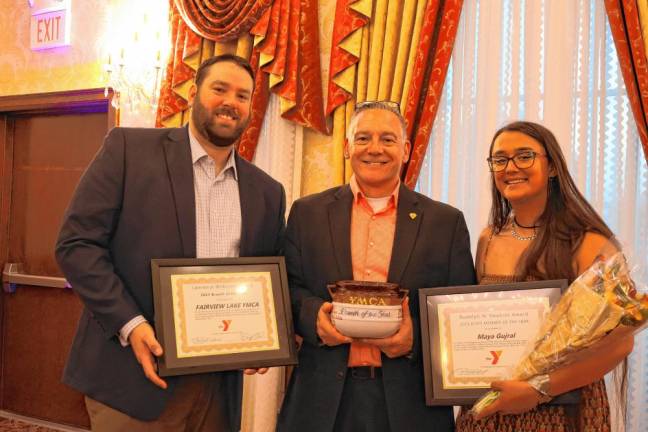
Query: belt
xmin=348 ymin=366 xmax=382 ymax=379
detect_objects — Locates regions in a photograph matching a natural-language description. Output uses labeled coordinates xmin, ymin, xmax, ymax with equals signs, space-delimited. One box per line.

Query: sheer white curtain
xmin=254 ymin=94 xmax=304 ymax=208
xmin=241 ymin=94 xmax=303 ymax=432
xmin=416 ymin=1 xmax=648 ymax=430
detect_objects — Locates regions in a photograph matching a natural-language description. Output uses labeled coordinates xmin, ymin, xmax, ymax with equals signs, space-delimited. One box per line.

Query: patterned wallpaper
xmin=0 ymin=0 xmax=116 ymax=96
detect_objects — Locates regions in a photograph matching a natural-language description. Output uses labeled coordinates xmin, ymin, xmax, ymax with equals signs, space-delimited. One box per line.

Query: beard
xmin=191 ymin=95 xmax=250 ymax=148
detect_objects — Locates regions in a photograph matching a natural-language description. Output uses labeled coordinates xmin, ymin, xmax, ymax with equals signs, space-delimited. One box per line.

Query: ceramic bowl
xmin=331 ymin=302 xmax=403 ymax=338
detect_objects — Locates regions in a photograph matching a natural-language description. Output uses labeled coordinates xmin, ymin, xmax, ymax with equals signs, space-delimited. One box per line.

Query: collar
xmin=349 ymin=175 xmax=400 ymax=208
xmin=188 ymin=126 xmax=238 ymax=180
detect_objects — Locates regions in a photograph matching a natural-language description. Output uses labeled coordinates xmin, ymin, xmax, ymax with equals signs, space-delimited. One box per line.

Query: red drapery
xmin=175 ymin=0 xmax=272 ymax=41
xmin=325 ymin=0 xmax=369 ymax=116
xmin=605 ymin=0 xmax=648 ymax=165
xmin=251 ymin=0 xmax=328 ymax=133
xmin=402 ymin=0 xmax=463 ymax=188
xmin=156 ymin=0 xmax=327 ymax=162
xmin=155 ymin=5 xmax=201 ymax=127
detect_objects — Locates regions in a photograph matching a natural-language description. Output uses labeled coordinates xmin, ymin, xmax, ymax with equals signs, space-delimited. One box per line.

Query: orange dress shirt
xmin=347 ymin=176 xmax=399 ymax=367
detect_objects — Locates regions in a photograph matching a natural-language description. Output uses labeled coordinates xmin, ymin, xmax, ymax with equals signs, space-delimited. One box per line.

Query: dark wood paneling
xmin=0 ymin=115 xmax=13 ymax=267
xmin=2 ymin=286 xmax=87 ymax=426
xmin=0 ymin=89 xmax=115 ymax=128
xmin=0 ymin=115 xmax=13 ymax=412
xmin=9 ymin=113 xmax=108 ymax=276
xmin=0 ymin=89 xmax=115 ymax=429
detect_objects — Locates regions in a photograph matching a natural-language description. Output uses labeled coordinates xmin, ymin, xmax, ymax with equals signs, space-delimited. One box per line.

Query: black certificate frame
xmin=151 ymin=256 xmax=297 ymax=377
xmin=418 ymin=279 xmax=568 ymax=406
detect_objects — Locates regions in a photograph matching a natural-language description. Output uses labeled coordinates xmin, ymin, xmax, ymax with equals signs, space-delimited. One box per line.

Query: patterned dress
xmin=454 ymin=274 xmax=611 ymax=432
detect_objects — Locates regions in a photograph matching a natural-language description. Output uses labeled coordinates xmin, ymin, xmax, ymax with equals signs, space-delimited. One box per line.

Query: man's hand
xmin=129 ymin=322 xmax=167 ymax=389
xmin=243 ymin=368 xmax=269 ymax=375
xmin=317 ymin=302 xmax=352 ymax=346
xmin=358 ymin=297 xmax=413 ymax=358
xmin=472 ymin=380 xmax=543 ymax=420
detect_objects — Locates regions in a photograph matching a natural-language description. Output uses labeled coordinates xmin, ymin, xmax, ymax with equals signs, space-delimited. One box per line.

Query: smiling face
xmin=188 ymin=61 xmax=253 ymax=148
xmin=345 ymin=108 xmax=410 ymax=197
xmin=491 ymin=131 xmax=555 ymax=208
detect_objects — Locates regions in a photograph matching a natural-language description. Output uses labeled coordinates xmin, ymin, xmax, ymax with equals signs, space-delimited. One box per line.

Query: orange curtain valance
xmin=174 ymin=0 xmax=272 ymax=41
xmin=156 ymin=0 xmax=328 ymax=161
xmin=250 ymin=0 xmax=328 ymax=134
xmin=605 ymin=0 xmax=648 ymax=166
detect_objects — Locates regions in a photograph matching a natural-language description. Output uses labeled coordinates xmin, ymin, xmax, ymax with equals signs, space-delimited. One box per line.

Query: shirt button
xmin=366 ymin=270 xmax=371 ymax=275
xmin=371 ymin=215 xmax=376 ymax=220
xmin=336 ymin=371 xmax=345 ymax=380
xmin=369 ymin=241 xmax=374 ymax=247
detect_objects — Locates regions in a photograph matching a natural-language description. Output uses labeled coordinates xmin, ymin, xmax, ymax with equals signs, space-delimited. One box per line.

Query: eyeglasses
xmin=354 ymin=100 xmax=401 ymax=113
xmin=487 ymin=151 xmax=547 ymax=172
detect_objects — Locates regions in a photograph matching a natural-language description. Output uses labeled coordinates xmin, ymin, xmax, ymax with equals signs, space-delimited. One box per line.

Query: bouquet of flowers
xmin=471 ymin=252 xmax=648 ymax=415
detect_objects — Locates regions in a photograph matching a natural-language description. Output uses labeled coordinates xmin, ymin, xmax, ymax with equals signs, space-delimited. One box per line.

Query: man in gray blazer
xmin=277 ymin=101 xmax=476 ymax=431
xmin=56 ymin=54 xmax=285 ymax=431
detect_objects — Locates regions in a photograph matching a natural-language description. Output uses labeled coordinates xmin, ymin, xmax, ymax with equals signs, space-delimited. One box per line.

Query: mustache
xmin=213 ymin=106 xmax=239 ymax=120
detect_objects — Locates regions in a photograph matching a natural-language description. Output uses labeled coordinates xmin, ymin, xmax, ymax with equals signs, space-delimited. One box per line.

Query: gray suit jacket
xmin=277 ymin=184 xmax=476 ymax=431
xmin=56 ymin=126 xmax=285 ymax=429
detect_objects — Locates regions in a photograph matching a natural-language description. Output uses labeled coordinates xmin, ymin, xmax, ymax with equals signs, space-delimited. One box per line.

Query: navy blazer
xmin=56 ymin=127 xmax=285 ymax=429
xmin=277 ymin=184 xmax=476 ymax=431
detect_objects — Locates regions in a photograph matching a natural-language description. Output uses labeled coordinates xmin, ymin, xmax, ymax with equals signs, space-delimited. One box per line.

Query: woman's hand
xmin=473 ymin=380 xmax=544 ymax=420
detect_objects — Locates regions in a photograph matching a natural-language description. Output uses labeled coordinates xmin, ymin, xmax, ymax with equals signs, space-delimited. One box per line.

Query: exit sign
xmin=30 ymin=3 xmax=71 ymax=50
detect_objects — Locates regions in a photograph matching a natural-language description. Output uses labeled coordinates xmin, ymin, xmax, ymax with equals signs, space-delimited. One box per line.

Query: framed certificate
xmin=418 ymin=280 xmax=567 ymax=405
xmin=151 ymin=257 xmax=297 ymax=376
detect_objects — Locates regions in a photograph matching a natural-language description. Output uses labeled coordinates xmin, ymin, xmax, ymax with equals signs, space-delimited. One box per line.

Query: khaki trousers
xmin=85 ymin=374 xmax=229 ymax=432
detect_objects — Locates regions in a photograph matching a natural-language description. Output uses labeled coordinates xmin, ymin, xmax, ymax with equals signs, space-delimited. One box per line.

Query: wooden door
xmin=0 ymin=90 xmax=115 ymax=428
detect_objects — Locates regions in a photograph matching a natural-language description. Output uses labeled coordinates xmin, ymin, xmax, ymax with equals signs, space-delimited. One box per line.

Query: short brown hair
xmin=194 ymin=54 xmax=255 ymax=88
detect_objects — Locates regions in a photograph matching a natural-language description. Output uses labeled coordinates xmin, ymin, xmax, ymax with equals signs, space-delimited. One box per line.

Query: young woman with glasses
xmin=455 ymin=121 xmax=633 ymax=431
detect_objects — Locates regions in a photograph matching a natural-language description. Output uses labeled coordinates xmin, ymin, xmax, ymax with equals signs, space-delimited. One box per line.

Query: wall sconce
xmin=103 ymin=2 xmax=169 ymax=123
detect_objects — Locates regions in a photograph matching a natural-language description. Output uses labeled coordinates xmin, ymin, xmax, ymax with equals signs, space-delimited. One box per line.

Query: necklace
xmin=513 ymin=216 xmax=541 ymax=229
xmin=511 ymin=219 xmax=537 ymax=241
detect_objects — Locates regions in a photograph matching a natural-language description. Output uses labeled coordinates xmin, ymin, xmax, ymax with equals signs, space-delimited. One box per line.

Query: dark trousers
xmin=333 ymin=367 xmax=390 ymax=432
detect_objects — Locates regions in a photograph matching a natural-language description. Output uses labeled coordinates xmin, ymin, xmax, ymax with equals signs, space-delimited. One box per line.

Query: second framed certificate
xmin=151 ymin=256 xmax=297 ymax=376
xmin=418 ymin=280 xmax=567 ymax=405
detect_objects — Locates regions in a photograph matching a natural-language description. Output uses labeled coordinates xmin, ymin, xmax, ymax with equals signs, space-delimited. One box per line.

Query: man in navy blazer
xmin=277 ymin=102 xmax=476 ymax=431
xmin=56 ymin=55 xmax=285 ymax=431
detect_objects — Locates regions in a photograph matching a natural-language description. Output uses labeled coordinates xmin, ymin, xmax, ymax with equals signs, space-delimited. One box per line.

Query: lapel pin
xmin=409 ymin=212 xmax=417 ymax=220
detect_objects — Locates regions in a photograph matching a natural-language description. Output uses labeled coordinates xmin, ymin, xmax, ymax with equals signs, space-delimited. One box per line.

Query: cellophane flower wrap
xmin=471 ymin=252 xmax=648 ymax=415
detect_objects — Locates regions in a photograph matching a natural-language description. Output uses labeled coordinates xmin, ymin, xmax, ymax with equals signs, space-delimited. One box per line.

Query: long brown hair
xmin=488 ymin=121 xmax=616 ymax=282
